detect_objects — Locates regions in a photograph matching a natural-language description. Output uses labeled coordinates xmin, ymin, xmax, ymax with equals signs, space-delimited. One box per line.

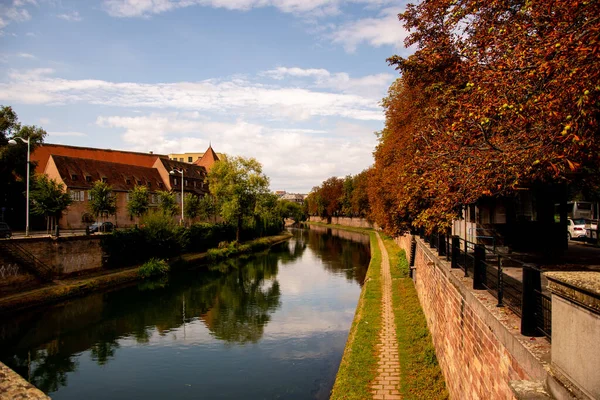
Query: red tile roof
xmin=50 ymin=155 xmax=166 ymax=192
xmin=194 ymin=145 xmax=220 ymax=171
xmin=32 ymin=143 xmax=167 ymax=173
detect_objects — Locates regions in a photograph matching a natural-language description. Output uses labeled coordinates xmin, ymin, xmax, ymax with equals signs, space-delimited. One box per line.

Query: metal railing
xmin=422 ymin=232 xmax=552 ymax=340
xmin=0 ymin=240 xmax=53 ymax=281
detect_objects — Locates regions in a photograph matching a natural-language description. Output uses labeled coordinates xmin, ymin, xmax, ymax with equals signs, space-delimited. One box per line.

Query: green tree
xmin=127 ymin=185 xmax=150 ymax=221
xmin=278 ymin=200 xmax=305 ymax=224
xmin=183 ymin=193 xmax=201 ymax=221
xmin=198 ymin=194 xmax=219 ymax=223
xmin=208 ymin=156 xmax=270 ymax=242
xmin=157 ymin=190 xmax=178 ymax=217
xmin=0 ymin=106 xmax=46 ymax=228
xmin=88 ymin=181 xmax=117 ymax=226
xmin=30 ymin=174 xmax=72 ymax=232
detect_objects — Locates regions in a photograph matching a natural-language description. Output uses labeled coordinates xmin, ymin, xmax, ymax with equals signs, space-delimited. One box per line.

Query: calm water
xmin=0 ymin=227 xmax=370 ymax=399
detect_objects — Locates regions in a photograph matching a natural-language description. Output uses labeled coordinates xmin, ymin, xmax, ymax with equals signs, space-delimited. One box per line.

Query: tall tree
xmin=127 ymin=185 xmax=150 ymax=222
xmin=0 ymin=106 xmax=46 ymax=227
xmin=88 ymin=181 xmax=117 ymax=224
xmin=157 ymin=190 xmax=178 ymax=217
xmin=198 ymin=193 xmax=219 ymax=223
xmin=208 ymin=157 xmax=270 ymax=242
xmin=183 ymin=193 xmax=201 ymax=221
xmin=30 ymin=174 xmax=72 ymax=232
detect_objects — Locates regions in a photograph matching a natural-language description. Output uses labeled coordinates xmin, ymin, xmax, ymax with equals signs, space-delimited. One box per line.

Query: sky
xmin=0 ymin=0 xmax=414 ymax=193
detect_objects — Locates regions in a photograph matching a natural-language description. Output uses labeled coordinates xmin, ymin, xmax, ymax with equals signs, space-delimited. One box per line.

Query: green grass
xmin=309 ymin=221 xmax=448 ymax=399
xmin=330 ymin=229 xmax=382 ymax=400
xmin=382 ymin=234 xmax=448 ymax=400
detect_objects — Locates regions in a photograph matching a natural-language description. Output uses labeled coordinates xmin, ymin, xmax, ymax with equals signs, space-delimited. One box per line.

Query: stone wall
xmin=396 ymin=234 xmax=549 ymax=400
xmin=0 ymin=362 xmax=49 ymax=399
xmin=7 ymin=236 xmax=104 ymax=277
xmin=308 ymin=216 xmax=377 ymax=229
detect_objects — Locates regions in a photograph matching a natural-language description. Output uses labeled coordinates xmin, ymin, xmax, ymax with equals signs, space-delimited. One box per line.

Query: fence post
xmin=497 ymin=254 xmax=504 ymax=307
xmin=473 ymin=244 xmax=486 ymax=290
xmin=409 ymin=235 xmax=417 ymax=268
xmin=521 ymin=264 xmax=543 ymax=336
xmin=451 ymin=236 xmax=460 ymax=268
xmin=438 ymin=233 xmax=446 ymax=257
xmin=446 ymin=230 xmax=451 ymax=261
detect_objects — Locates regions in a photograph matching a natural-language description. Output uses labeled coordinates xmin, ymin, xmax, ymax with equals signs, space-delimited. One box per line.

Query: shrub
xmin=138 ymin=258 xmax=170 ymax=278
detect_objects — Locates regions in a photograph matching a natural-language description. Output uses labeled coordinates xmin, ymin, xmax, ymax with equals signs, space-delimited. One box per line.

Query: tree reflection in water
xmin=0 ymin=227 xmax=368 ymax=397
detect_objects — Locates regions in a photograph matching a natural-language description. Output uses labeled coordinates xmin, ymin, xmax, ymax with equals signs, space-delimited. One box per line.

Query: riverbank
xmin=309 ymin=222 xmax=447 ymax=399
xmin=0 ymin=233 xmax=292 ymax=314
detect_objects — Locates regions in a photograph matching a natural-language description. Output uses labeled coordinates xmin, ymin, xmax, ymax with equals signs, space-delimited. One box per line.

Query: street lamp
xmin=169 ymin=168 xmax=184 ymax=225
xmin=8 ymin=137 xmax=31 ymax=237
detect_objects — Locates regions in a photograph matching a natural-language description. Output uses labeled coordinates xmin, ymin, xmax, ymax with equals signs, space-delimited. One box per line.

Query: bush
xmin=138 ymin=258 xmax=170 ymax=278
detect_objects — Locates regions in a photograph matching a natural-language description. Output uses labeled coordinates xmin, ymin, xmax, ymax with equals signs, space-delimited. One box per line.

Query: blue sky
xmin=0 ymin=0 xmax=413 ymax=192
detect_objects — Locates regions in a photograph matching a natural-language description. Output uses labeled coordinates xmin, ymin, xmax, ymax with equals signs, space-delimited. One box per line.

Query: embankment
xmin=0 ymin=233 xmax=291 ymax=314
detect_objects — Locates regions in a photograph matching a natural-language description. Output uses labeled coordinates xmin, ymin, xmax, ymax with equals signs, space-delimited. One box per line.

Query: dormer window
xmin=71 ymin=174 xmax=78 ymax=180
xmin=126 ymin=179 xmax=131 ymax=185
xmin=158 ymin=182 xmax=164 ymax=188
xmin=101 ymin=177 xmax=108 ymax=183
xmin=147 ymin=182 xmax=151 ymax=188
xmin=137 ymin=180 xmax=142 ymax=185
xmin=85 ymin=175 xmax=92 ymax=182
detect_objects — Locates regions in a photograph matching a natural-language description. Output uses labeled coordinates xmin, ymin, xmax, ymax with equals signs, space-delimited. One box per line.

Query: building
xmin=169 ymin=147 xmax=225 ymax=164
xmin=31 ymin=143 xmax=219 ymax=229
xmin=280 ymin=193 xmax=306 ymax=204
xmin=193 ymin=145 xmax=221 ymax=172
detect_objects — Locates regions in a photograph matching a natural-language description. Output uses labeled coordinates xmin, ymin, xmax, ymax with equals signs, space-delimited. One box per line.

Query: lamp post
xmin=169 ymin=168 xmax=184 ymax=225
xmin=8 ymin=136 xmax=31 ymax=237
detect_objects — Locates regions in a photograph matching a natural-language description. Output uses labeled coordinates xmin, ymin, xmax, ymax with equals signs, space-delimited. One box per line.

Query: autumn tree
xmin=369 ymin=0 xmax=600 ymax=234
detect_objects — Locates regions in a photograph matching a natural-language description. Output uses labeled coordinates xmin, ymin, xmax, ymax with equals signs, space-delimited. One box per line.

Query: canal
xmin=0 ymin=227 xmax=370 ymax=399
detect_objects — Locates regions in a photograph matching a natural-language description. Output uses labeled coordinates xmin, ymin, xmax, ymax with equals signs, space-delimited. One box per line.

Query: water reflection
xmin=0 ymin=227 xmax=370 ymax=399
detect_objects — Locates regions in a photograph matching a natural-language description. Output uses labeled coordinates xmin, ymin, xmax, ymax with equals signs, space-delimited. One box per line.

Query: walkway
xmin=371 ymin=232 xmax=402 ymax=400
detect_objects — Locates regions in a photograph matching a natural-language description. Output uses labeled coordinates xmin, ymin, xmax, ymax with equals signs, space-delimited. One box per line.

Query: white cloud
xmin=56 ymin=11 xmax=82 ymax=21
xmin=96 ymin=112 xmax=377 ymax=192
xmin=48 ymin=131 xmax=87 ymax=137
xmin=17 ymin=52 xmax=35 ymax=58
xmin=330 ymin=7 xmax=410 ymax=53
xmin=263 ymin=66 xmax=395 ymax=97
xmin=0 ymin=0 xmax=34 ymax=33
xmin=25 ymin=31 xmax=36 ymax=37
xmin=102 ymin=0 xmax=394 ymax=18
xmin=39 ymin=117 xmax=50 ymax=124
xmin=0 ymin=68 xmax=384 ymax=121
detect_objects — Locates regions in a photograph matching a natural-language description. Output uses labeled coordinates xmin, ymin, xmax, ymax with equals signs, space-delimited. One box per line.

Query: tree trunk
xmin=236 ymin=215 xmax=242 ymax=243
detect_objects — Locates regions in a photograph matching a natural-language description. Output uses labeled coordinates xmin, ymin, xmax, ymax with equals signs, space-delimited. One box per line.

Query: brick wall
xmin=396 ymin=235 xmax=548 ymax=400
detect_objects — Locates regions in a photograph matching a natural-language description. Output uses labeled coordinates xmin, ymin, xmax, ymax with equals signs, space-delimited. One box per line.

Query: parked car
xmin=0 ymin=222 xmax=11 ymax=238
xmin=567 ymin=218 xmax=587 ymax=240
xmin=89 ymin=222 xmax=114 ymax=233
xmin=584 ymin=219 xmax=598 ymax=243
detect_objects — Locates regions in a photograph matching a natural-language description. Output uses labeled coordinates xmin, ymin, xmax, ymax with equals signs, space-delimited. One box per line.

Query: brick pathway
xmin=371 ymin=232 xmax=402 ymax=400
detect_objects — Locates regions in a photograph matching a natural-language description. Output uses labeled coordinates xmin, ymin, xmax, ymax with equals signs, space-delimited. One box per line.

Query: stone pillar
xmin=546 ymin=271 xmax=600 ymax=400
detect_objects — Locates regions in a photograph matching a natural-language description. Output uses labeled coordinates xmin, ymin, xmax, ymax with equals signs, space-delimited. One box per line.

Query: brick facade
xmin=308 ymin=216 xmax=377 ymax=229
xmin=396 ymin=235 xmax=548 ymax=400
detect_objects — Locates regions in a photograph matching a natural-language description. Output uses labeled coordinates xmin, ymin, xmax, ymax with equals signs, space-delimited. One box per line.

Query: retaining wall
xmin=308 ymin=216 xmax=377 ymax=229
xmin=396 ymin=234 xmax=550 ymax=399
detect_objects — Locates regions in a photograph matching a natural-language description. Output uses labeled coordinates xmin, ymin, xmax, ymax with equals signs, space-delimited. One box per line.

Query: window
xmin=147 ymin=182 xmax=152 ymax=188
xmin=85 ymin=175 xmax=92 ymax=182
xmin=188 ymin=156 xmax=192 ymax=162
xmin=137 ymin=180 xmax=142 ymax=185
xmin=158 ymin=182 xmax=163 ymax=188
xmin=126 ymin=179 xmax=131 ymax=185
xmin=126 ymin=192 xmax=130 ymax=202
xmin=88 ymin=191 xmax=93 ymax=201
xmin=193 ymin=181 xmax=196 ymax=188
xmin=150 ymin=194 xmax=158 ymax=204
xmin=185 ymin=180 xmax=188 ymax=186
xmin=70 ymin=190 xmax=85 ymax=201
xmin=469 ymin=204 xmax=476 ymax=223
xmin=173 ymin=178 xmax=177 ymax=185
xmin=179 ymin=158 xmax=183 ymax=162
xmin=71 ymin=174 xmax=78 ymax=180
xmin=101 ymin=177 xmax=108 ymax=183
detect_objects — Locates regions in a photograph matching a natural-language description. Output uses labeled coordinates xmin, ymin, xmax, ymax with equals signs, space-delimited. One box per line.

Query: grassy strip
xmin=381 ymin=234 xmax=448 ymax=400
xmin=0 ymin=233 xmax=292 ymax=314
xmin=330 ymin=229 xmax=382 ymax=400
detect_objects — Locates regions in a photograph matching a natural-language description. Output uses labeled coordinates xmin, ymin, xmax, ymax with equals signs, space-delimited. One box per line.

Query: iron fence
xmin=421 ymin=233 xmax=552 ymax=340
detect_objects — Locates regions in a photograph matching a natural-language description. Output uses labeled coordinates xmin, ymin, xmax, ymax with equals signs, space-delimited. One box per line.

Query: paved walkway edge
xmin=371 ymin=232 xmax=402 ymax=400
